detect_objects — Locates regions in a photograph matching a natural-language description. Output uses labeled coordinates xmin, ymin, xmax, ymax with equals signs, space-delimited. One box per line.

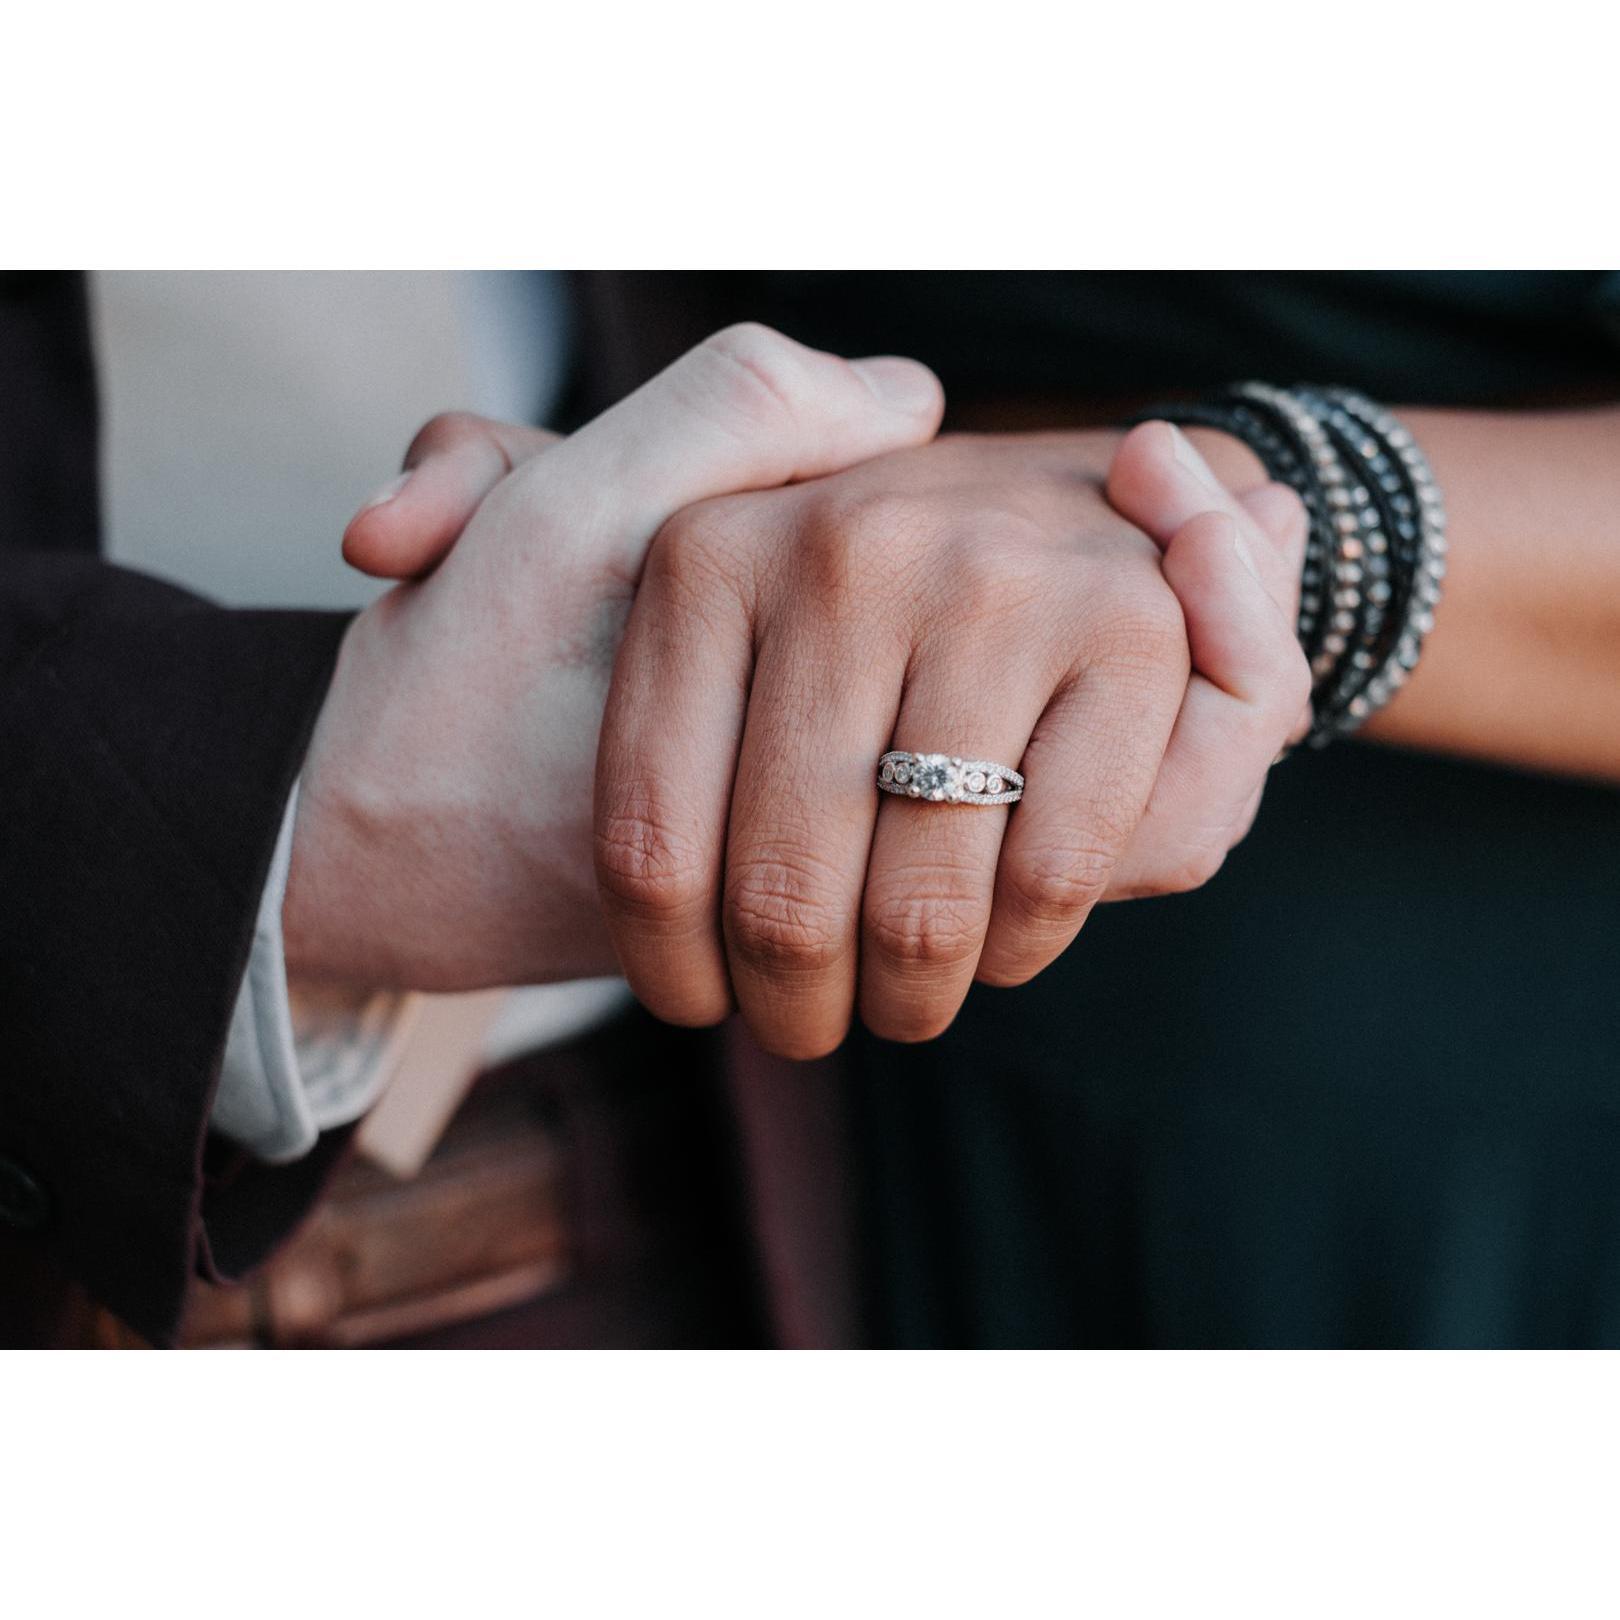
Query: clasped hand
xmin=288 ymin=325 xmax=1308 ymax=1057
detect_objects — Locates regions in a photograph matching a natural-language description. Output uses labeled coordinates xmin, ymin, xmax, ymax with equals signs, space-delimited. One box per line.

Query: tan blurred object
xmin=91 ymin=1010 xmax=760 ymax=1350
xmin=355 ymin=991 xmax=510 ymax=1179
xmin=179 ymin=1073 xmax=571 ymax=1348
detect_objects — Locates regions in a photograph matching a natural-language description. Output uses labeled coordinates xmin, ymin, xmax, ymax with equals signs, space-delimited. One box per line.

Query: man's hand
xmin=282 ymin=325 xmax=944 ymax=991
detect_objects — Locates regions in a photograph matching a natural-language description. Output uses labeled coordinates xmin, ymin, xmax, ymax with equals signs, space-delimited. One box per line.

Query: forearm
xmin=1183 ymin=404 xmax=1620 ymax=782
xmin=1355 ymin=407 xmax=1620 ymax=781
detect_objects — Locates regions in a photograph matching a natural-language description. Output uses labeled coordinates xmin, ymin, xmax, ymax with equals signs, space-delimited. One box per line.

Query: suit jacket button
xmin=0 ymin=1154 xmax=51 ymax=1231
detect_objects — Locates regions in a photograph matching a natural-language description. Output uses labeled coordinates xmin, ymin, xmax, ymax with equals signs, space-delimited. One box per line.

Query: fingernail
xmin=850 ymin=356 xmax=941 ymax=414
xmin=358 ymin=470 xmax=411 ymax=515
xmin=1167 ymin=423 xmax=1226 ymax=495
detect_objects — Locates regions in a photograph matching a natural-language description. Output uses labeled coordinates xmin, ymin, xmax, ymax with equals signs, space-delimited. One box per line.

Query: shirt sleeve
xmin=211 ymin=778 xmax=419 ymax=1164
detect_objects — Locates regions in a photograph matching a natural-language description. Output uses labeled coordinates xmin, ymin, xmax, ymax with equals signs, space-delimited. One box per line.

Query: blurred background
xmin=95 ymin=271 xmax=571 ymax=606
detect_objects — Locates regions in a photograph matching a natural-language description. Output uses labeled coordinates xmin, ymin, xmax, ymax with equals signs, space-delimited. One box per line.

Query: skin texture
xmin=336 ymin=381 xmax=1620 ymax=1057
xmin=282 ymin=325 xmax=947 ymax=990
xmin=591 ymin=429 xmax=1306 ymax=1057
xmin=1126 ymin=406 xmax=1620 ymax=786
xmin=1351 ymin=407 xmax=1620 ymax=783
xmin=341 ymin=397 xmax=1310 ymax=1054
xmin=1103 ymin=424 xmax=1312 ymax=895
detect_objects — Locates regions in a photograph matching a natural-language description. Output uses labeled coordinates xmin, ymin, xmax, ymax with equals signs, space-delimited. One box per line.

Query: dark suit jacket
xmin=0 ymin=272 xmax=352 ymax=1345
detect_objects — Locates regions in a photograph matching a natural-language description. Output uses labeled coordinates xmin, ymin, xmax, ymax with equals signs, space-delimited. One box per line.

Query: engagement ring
xmin=876 ymin=751 xmax=1023 ymax=806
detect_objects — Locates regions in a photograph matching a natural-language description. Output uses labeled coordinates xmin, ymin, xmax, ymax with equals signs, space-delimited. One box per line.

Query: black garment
xmin=574 ymin=271 xmax=1620 ymax=1347
xmin=567 ymin=271 xmax=1620 ymax=420
xmin=0 ymin=273 xmax=352 ymax=1345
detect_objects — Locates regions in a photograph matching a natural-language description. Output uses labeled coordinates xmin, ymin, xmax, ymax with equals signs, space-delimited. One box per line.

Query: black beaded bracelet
xmin=1316 ymin=389 xmax=1447 ymax=735
xmin=1126 ymin=385 xmax=1446 ymax=748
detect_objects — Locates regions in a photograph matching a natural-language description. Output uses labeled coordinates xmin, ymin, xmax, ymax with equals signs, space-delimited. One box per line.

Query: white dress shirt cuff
xmin=211 ymin=780 xmax=418 ymax=1164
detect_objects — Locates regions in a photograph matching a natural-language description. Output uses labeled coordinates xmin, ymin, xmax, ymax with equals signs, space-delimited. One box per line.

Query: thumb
xmin=343 ymin=412 xmax=560 ymax=580
xmin=522 ymin=322 xmax=944 ymax=574
xmin=1109 ymin=420 xmax=1305 ymax=625
xmin=1237 ymin=481 xmax=1308 ymax=624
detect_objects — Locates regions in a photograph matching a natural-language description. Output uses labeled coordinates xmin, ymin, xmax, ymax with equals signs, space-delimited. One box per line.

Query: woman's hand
xmin=596 ymin=429 xmax=1308 ymax=1056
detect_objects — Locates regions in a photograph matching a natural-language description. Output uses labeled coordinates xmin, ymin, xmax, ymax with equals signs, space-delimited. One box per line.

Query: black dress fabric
xmin=854 ymin=743 xmax=1620 ymax=1347
xmin=575 ymin=271 xmax=1620 ymax=1346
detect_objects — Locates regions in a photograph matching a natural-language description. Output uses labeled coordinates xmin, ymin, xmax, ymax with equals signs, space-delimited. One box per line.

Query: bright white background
xmin=11 ymin=1351 xmax=1620 ymax=1618
xmin=5 ymin=2 xmax=1613 ymax=269
xmin=4 ymin=4 xmax=1617 ymax=1615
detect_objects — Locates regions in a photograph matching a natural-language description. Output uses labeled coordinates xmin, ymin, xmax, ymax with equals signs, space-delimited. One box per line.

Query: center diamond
xmin=911 ymin=753 xmax=961 ymax=801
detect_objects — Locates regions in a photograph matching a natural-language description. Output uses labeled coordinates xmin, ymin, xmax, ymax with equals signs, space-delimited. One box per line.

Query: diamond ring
xmin=877 ymin=751 xmax=1024 ymax=806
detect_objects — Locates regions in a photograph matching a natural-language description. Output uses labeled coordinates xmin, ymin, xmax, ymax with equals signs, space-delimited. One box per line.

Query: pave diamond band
xmin=877 ymin=751 xmax=1024 ymax=806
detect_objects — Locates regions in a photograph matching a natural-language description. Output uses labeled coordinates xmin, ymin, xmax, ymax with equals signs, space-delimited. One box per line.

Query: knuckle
xmin=706 ymin=321 xmax=794 ymax=365
xmin=943 ymin=533 xmax=1052 ymax=624
xmin=863 ymin=996 xmax=962 ymax=1046
xmin=652 ymin=501 xmax=734 ymax=580
xmin=646 ymin=505 xmax=758 ymax=625
xmin=725 ymin=854 xmax=847 ymax=976
xmin=1096 ymin=579 xmax=1188 ymax=671
xmin=752 ymin=1021 xmax=850 ymax=1064
xmin=864 ymin=886 xmax=984 ymax=974
xmin=700 ymin=322 xmax=806 ymax=424
xmin=1172 ymin=839 xmax=1229 ymax=893
xmin=795 ymin=497 xmax=1049 ymax=615
xmin=594 ymin=794 xmax=710 ymax=921
xmin=832 ymin=489 xmax=932 ymax=549
xmin=974 ymin=954 xmax=1041 ymax=991
xmin=406 ymin=410 xmax=490 ymax=464
xmin=1003 ymin=841 xmax=1113 ymax=928
xmin=797 ymin=490 xmax=926 ymax=602
xmin=1135 ymin=583 xmax=1191 ymax=658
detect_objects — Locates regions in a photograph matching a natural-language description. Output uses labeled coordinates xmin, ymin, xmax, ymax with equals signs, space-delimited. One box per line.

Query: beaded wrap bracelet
xmin=1128 ymin=386 xmax=1447 ymax=748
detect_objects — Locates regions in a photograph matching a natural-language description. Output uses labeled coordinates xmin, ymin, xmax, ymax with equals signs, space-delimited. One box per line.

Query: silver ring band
xmin=877 ymin=751 xmax=1024 ymax=806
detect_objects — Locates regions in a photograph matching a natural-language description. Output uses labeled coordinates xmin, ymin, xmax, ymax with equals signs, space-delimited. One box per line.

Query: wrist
xmin=282 ymin=590 xmax=622 ymax=993
xmin=281 ymin=609 xmax=401 ymax=989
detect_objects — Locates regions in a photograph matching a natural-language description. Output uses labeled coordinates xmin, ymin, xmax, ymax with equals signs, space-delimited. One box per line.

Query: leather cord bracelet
xmin=1128 ymin=385 xmax=1446 ymax=748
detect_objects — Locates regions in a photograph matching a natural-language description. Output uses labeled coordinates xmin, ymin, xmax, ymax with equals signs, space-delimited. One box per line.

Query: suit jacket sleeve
xmin=0 ymin=546 xmax=353 ymax=1344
